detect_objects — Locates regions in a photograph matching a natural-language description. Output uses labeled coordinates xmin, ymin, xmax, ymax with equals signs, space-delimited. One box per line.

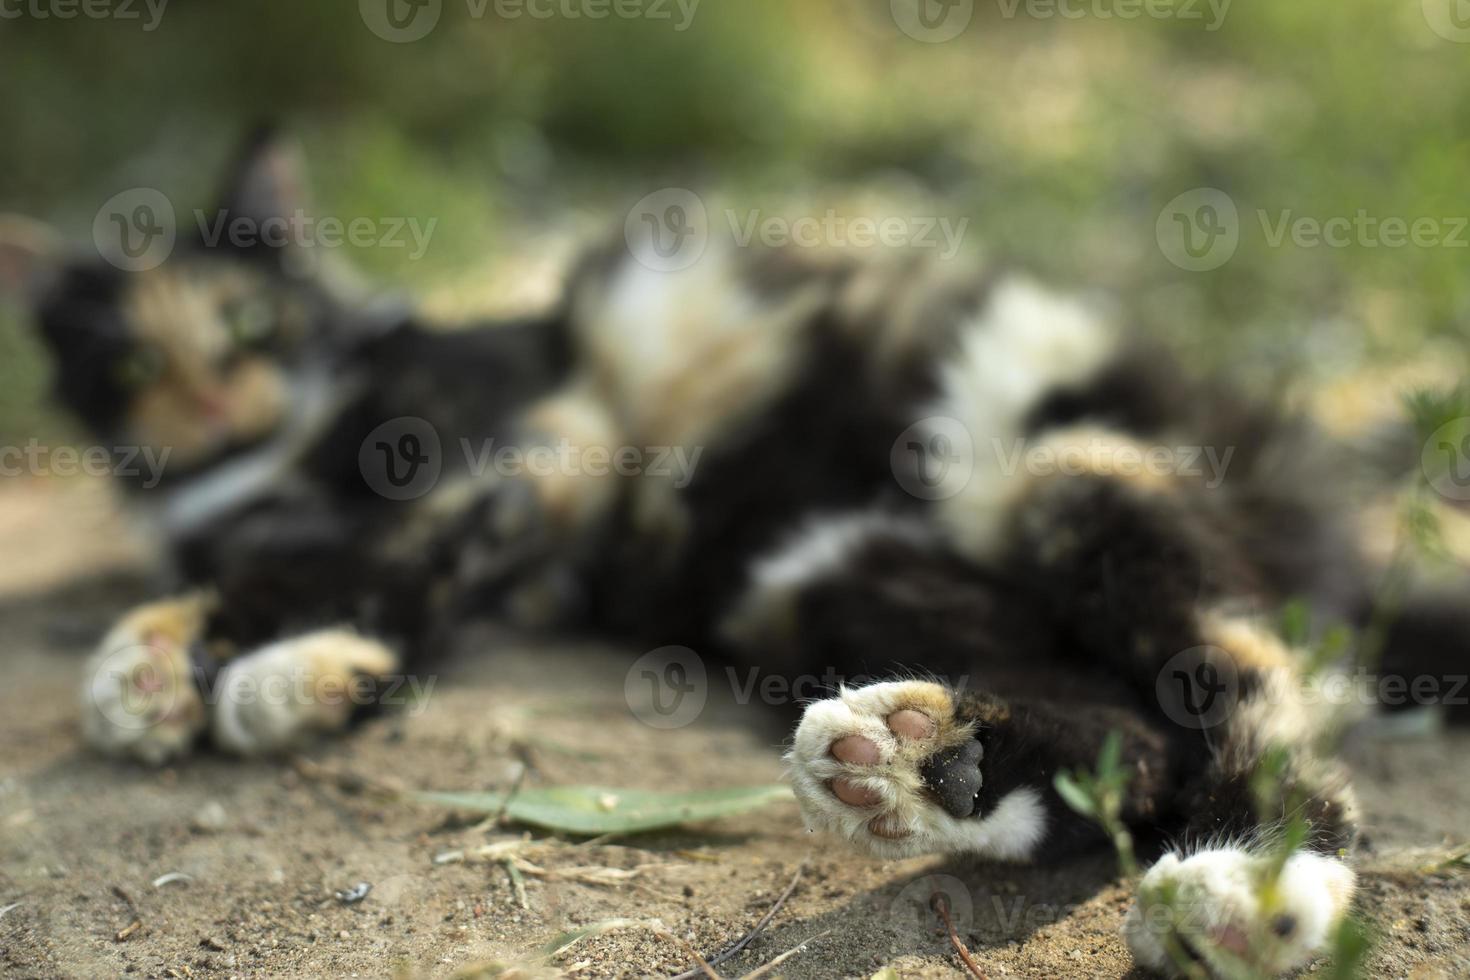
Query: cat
xmin=4 ymin=131 xmax=1467 ymax=977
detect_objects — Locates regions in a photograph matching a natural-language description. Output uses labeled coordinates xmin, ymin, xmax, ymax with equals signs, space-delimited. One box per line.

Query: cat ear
xmin=214 ymin=124 xmax=311 ymax=230
xmin=0 ymin=214 xmax=62 ymax=302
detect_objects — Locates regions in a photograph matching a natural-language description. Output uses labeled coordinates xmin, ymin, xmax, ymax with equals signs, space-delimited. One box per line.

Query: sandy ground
xmin=1 ymin=477 xmax=1468 ymax=980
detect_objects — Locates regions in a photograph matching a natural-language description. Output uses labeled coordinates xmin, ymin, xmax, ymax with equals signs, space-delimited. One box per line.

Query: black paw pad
xmin=919 ymin=738 xmax=984 ymax=818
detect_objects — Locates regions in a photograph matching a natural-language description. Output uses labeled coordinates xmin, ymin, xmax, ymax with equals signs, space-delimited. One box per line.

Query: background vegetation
xmin=2 ymin=0 xmax=1467 ymax=439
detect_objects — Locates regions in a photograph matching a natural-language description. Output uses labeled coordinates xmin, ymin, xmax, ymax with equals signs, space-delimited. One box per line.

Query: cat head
xmin=0 ymin=129 xmax=374 ymax=479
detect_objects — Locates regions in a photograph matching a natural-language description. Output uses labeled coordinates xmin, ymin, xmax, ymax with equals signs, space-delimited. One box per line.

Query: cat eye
xmin=224 ymin=297 xmax=277 ymax=345
xmin=113 ymin=345 xmax=166 ymax=389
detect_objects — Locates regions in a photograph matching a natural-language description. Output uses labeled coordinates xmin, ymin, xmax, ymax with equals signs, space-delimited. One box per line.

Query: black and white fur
xmin=7 ymin=134 xmax=1468 ymax=977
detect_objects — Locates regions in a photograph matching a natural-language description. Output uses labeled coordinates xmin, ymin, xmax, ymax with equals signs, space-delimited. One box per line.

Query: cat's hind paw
xmin=210 ymin=630 xmax=401 ymax=755
xmin=80 ymin=594 xmax=212 ymax=766
xmin=1124 ymin=847 xmax=1356 ymax=977
xmin=785 ymin=680 xmax=1046 ymax=860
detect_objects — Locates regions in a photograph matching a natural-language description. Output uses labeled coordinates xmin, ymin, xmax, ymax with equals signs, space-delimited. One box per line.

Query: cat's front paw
xmin=80 ymin=595 xmax=212 ymax=765
xmin=211 ymin=630 xmax=401 ymax=755
xmin=1124 ymin=848 xmax=1357 ymax=977
xmin=785 ymin=680 xmax=1046 ymax=860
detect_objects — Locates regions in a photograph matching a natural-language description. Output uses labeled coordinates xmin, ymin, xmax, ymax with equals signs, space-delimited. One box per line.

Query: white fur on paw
xmin=210 ymin=630 xmax=400 ymax=755
xmin=1125 ymin=848 xmax=1356 ymax=977
xmin=785 ymin=679 xmax=1046 ymax=860
xmin=80 ymin=595 xmax=211 ymax=765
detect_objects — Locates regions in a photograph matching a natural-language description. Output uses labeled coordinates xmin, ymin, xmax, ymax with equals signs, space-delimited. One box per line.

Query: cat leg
xmin=980 ymin=440 xmax=1360 ymax=977
xmin=732 ymin=512 xmax=1175 ymax=859
xmin=209 ymin=629 xmax=402 ymax=756
xmin=786 ymin=678 xmax=1173 ymax=860
xmin=80 ymin=593 xmax=215 ymax=765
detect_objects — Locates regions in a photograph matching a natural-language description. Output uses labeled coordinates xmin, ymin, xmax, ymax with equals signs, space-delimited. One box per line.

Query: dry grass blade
xmin=932 ymin=887 xmax=988 ymax=979
xmin=656 ymin=931 xmax=724 ymax=980
xmin=736 ymin=930 xmax=831 ymax=980
xmin=666 ymin=861 xmax=806 ymax=980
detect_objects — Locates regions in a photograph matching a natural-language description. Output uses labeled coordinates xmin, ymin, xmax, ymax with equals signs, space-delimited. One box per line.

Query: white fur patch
xmin=785 ymin=680 xmax=1046 ymax=860
xmin=210 ymin=630 xmax=399 ymax=756
xmin=79 ymin=595 xmax=212 ymax=766
xmin=927 ymin=278 xmax=1116 ymax=560
xmin=1125 ymin=847 xmax=1356 ymax=976
xmin=572 ymin=244 xmax=826 ymax=451
xmin=725 ymin=511 xmax=933 ymax=641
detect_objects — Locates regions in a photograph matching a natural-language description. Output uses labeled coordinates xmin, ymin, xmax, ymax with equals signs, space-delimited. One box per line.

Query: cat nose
xmin=919 ymin=737 xmax=984 ymax=818
xmin=196 ymin=392 xmax=230 ymax=421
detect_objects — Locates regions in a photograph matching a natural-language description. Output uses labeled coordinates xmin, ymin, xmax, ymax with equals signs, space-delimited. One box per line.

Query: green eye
xmin=113 ymin=346 xmax=165 ymax=389
xmin=225 ymin=298 xmax=276 ymax=345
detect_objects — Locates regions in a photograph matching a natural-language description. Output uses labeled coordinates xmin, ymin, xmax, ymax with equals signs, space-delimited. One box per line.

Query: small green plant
xmin=1056 ymin=734 xmax=1375 ymax=979
xmin=1054 ymin=731 xmax=1138 ymax=878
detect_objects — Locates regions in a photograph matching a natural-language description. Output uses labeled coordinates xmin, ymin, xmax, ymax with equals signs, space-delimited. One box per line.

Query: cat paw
xmin=80 ymin=595 xmax=213 ymax=765
xmin=1124 ymin=848 xmax=1357 ymax=977
xmin=785 ymin=680 xmax=1046 ymax=859
xmin=210 ymin=630 xmax=401 ymax=755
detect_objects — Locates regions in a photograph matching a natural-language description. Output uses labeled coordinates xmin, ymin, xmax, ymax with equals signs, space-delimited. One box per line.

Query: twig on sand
xmin=735 ymin=930 xmax=831 ymax=980
xmin=112 ymin=885 xmax=142 ymax=942
xmin=667 ymin=861 xmax=806 ymax=980
xmin=931 ymin=887 xmax=988 ymax=979
xmin=474 ymin=760 xmax=530 ymax=833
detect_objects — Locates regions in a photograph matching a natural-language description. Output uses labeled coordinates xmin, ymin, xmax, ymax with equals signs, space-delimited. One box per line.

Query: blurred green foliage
xmin=1 ymin=0 xmax=1468 ymax=438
